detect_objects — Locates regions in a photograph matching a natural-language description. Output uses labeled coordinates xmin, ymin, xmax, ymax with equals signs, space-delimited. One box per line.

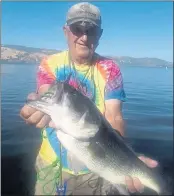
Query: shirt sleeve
xmin=36 ymin=57 xmax=56 ymax=92
xmin=104 ymin=61 xmax=126 ymax=101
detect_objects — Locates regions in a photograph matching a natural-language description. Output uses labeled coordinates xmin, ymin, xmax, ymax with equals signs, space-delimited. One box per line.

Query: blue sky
xmin=2 ymin=1 xmax=173 ymax=61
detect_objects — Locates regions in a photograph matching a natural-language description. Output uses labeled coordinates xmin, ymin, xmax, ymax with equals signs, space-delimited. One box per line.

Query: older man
xmin=20 ymin=2 xmax=158 ymax=195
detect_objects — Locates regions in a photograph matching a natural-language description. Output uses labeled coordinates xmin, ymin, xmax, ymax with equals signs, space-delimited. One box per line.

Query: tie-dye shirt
xmin=36 ymin=50 xmax=126 ymax=175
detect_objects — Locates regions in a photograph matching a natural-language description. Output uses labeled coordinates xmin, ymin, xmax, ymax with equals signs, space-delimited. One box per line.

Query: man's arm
xmin=104 ymin=99 xmax=125 ymax=136
xmin=36 ymin=57 xmax=56 ymax=94
xmin=104 ymin=61 xmax=126 ymax=136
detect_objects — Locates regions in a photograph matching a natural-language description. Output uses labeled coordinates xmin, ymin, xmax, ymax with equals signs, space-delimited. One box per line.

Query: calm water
xmin=1 ymin=64 xmax=173 ymax=162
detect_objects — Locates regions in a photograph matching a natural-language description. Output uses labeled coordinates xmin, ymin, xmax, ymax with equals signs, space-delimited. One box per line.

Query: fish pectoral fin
xmin=78 ymin=112 xmax=86 ymax=126
xmin=88 ymin=140 xmax=106 ymax=159
xmin=78 ymin=126 xmax=98 ymax=139
xmin=78 ymin=112 xmax=98 ymax=135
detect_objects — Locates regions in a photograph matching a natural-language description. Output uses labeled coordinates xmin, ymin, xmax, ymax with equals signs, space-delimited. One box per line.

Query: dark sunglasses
xmin=69 ymin=22 xmax=102 ymax=37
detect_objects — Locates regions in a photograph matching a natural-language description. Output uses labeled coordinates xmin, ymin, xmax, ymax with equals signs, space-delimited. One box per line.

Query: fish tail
xmin=140 ymin=177 xmax=172 ymax=195
xmin=158 ymin=184 xmax=173 ymax=195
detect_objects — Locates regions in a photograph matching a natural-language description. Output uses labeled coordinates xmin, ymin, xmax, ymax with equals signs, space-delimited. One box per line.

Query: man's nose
xmin=81 ymin=34 xmax=88 ymax=42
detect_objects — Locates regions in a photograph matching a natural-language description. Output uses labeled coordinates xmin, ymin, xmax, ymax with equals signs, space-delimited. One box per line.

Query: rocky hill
xmin=1 ymin=44 xmax=173 ymax=67
xmin=1 ymin=45 xmax=60 ymax=64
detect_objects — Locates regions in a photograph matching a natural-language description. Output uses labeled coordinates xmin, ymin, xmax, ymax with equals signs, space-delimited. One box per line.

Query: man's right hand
xmin=20 ymin=93 xmax=52 ymax=128
xmin=20 ymin=84 xmax=56 ymax=129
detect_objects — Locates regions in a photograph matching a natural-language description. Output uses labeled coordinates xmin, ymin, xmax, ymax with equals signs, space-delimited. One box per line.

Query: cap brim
xmin=67 ymin=18 xmax=100 ymax=27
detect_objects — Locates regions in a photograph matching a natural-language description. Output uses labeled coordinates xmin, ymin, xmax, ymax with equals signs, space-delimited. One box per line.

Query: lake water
xmin=1 ymin=64 xmax=173 ymax=159
xmin=1 ymin=63 xmax=173 ymax=194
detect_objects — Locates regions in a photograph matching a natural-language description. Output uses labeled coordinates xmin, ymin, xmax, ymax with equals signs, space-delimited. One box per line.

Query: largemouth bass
xmin=26 ymin=81 xmax=171 ymax=195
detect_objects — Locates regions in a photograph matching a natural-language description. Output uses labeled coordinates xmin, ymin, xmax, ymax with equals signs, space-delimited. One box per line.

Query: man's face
xmin=64 ymin=22 xmax=103 ymax=61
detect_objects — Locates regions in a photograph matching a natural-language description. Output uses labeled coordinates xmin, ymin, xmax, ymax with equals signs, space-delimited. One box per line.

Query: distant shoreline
xmin=1 ymin=61 xmax=173 ymax=68
xmin=0 ymin=60 xmax=38 ymax=65
xmin=1 ymin=44 xmax=173 ymax=67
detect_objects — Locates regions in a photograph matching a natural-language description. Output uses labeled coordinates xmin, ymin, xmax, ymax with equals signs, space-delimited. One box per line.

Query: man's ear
xmin=99 ymin=29 xmax=103 ymax=39
xmin=95 ymin=29 xmax=103 ymax=48
xmin=63 ymin=25 xmax=68 ymax=38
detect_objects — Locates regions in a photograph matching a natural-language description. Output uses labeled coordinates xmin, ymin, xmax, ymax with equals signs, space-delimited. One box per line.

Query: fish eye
xmin=45 ymin=92 xmax=53 ymax=98
xmin=41 ymin=92 xmax=53 ymax=101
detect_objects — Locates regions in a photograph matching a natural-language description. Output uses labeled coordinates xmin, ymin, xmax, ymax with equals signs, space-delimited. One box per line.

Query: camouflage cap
xmin=66 ymin=2 xmax=102 ymax=27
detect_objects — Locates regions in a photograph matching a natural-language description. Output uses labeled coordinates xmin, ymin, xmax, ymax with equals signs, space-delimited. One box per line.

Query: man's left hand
xmin=125 ymin=156 xmax=158 ymax=193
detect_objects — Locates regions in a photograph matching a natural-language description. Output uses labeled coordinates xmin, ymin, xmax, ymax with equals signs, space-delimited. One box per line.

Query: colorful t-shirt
xmin=36 ymin=50 xmax=126 ymax=175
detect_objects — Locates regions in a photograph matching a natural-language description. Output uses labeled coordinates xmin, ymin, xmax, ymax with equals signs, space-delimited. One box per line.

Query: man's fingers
xmin=139 ymin=156 xmax=158 ymax=168
xmin=27 ymin=93 xmax=39 ymax=101
xmin=49 ymin=121 xmax=56 ymax=128
xmin=133 ymin=177 xmax=144 ymax=193
xmin=20 ymin=92 xmax=39 ymax=120
xmin=125 ymin=176 xmax=136 ymax=193
xmin=20 ymin=105 xmax=37 ymax=119
xmin=124 ymin=156 xmax=158 ymax=194
xmin=36 ymin=115 xmax=51 ymax=129
xmin=26 ymin=111 xmax=45 ymax=124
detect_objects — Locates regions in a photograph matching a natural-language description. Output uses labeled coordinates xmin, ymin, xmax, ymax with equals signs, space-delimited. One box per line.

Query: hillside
xmin=1 ymin=44 xmax=173 ymax=67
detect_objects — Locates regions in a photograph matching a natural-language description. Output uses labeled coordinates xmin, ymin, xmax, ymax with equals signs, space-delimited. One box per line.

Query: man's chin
xmin=78 ymin=49 xmax=93 ymax=58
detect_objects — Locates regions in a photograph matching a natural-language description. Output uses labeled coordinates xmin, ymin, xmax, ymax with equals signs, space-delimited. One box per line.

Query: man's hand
xmin=20 ymin=92 xmax=56 ymax=129
xmin=20 ymin=84 xmax=57 ymax=129
xmin=20 ymin=92 xmax=50 ymax=128
xmin=125 ymin=156 xmax=158 ymax=193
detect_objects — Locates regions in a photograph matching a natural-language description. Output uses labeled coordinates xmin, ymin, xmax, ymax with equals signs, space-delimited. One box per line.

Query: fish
xmin=26 ymin=81 xmax=171 ymax=195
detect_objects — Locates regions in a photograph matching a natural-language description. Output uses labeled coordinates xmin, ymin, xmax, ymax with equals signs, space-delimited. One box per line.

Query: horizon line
xmin=2 ymin=43 xmax=173 ymax=63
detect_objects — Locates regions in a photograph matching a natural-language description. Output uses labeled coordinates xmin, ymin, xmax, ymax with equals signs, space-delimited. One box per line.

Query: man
xmin=20 ymin=2 xmax=158 ymax=195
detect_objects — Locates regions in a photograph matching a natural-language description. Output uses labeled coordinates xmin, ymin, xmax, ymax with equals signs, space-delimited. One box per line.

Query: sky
xmin=1 ymin=1 xmax=173 ymax=61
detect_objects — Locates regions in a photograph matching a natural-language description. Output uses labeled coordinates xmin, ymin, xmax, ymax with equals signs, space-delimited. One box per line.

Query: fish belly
xmin=56 ymin=130 xmax=126 ymax=185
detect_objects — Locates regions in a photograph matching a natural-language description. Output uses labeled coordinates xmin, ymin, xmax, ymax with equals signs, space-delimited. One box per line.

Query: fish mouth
xmin=26 ymin=100 xmax=53 ymax=116
xmin=26 ymin=81 xmax=65 ymax=116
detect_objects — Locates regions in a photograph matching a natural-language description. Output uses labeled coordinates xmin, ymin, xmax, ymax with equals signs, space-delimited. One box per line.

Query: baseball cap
xmin=66 ymin=2 xmax=102 ymax=28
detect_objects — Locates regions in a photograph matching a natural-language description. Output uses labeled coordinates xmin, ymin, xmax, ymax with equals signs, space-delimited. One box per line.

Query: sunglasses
xmin=69 ymin=22 xmax=102 ymax=37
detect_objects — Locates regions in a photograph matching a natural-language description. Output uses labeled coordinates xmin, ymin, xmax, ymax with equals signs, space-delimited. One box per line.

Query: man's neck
xmin=74 ymin=57 xmax=92 ymax=65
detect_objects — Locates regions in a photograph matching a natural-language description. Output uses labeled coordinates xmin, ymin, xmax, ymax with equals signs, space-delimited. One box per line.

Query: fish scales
xmin=26 ymin=81 xmax=171 ymax=195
